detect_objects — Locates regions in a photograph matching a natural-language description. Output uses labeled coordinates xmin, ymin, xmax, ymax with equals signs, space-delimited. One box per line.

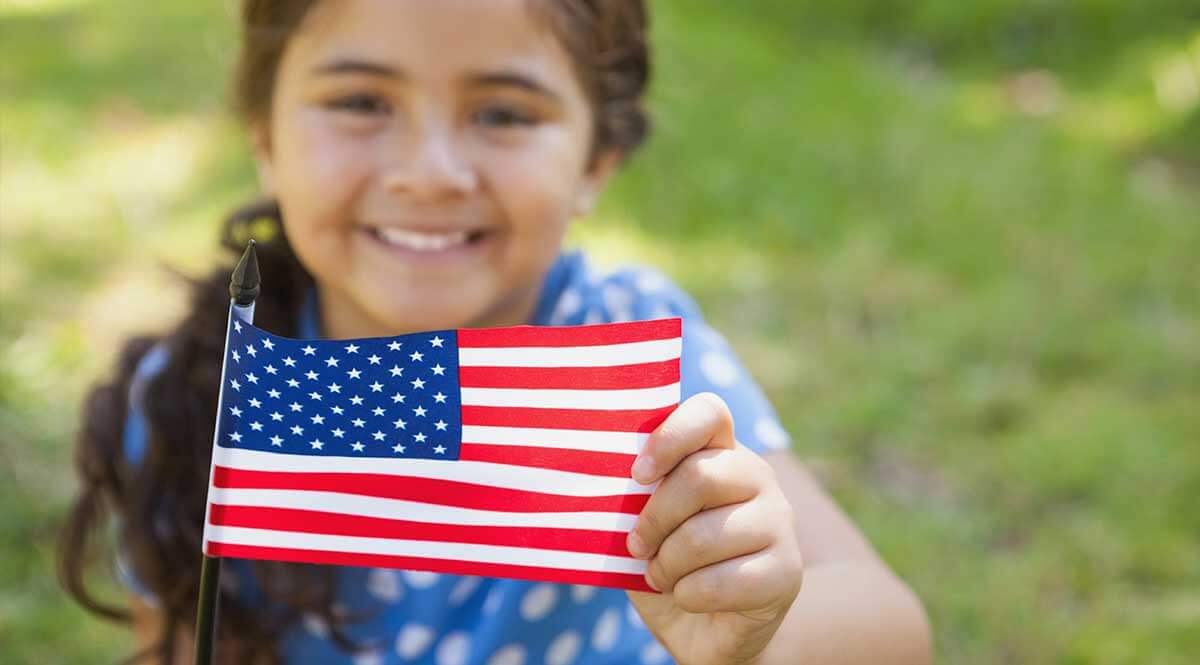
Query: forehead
xmin=287 ymin=0 xmax=578 ymax=86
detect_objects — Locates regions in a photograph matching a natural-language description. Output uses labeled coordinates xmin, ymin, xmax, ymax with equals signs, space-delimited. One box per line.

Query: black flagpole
xmin=195 ymin=239 xmax=260 ymax=665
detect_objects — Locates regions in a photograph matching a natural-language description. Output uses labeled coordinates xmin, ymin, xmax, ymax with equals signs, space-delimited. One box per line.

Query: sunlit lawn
xmin=2 ymin=1 xmax=1198 ymax=663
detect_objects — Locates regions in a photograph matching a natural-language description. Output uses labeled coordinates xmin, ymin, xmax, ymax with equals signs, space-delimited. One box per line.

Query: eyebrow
xmin=312 ymin=59 xmax=405 ymax=79
xmin=311 ymin=59 xmax=562 ymax=104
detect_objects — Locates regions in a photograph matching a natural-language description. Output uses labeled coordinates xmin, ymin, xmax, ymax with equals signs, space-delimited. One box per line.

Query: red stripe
xmin=206 ymin=542 xmax=656 ymax=593
xmin=457 ymin=318 xmax=681 ymax=348
xmin=458 ymin=359 xmax=680 ymax=390
xmin=213 ymin=466 xmax=649 ymax=515
xmin=209 ymin=505 xmax=633 ymax=557
xmin=460 ymin=443 xmax=636 ymax=478
xmin=461 ymin=405 xmax=674 ymax=433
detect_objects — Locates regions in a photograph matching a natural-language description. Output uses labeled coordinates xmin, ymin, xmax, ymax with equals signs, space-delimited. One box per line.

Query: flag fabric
xmin=202 ymin=312 xmax=683 ymax=592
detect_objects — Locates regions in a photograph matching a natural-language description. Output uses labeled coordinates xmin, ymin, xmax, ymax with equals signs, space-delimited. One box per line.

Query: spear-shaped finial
xmin=229 ymin=239 xmax=260 ymax=306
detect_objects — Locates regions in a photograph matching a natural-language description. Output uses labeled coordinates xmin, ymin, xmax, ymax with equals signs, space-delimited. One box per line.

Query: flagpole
xmin=195 ymin=239 xmax=260 ymax=665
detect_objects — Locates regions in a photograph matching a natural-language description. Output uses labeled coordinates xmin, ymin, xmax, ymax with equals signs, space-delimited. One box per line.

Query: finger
xmin=627 ymin=447 xmax=772 ymax=560
xmin=632 ymin=392 xmax=734 ymax=485
xmin=673 ymin=545 xmax=804 ymax=615
xmin=646 ymin=500 xmax=775 ymax=592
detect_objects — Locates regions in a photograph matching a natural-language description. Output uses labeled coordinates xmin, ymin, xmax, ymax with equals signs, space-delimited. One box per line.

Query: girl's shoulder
xmin=541 ymin=250 xmax=792 ymax=455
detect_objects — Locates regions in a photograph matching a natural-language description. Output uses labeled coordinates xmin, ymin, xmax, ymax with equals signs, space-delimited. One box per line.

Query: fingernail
xmin=631 ymin=456 xmax=654 ymax=484
xmin=644 ymin=572 xmax=660 ymax=592
xmin=627 ymin=531 xmax=647 ymax=559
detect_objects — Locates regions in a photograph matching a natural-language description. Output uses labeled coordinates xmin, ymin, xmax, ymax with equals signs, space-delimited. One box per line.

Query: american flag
xmin=202 ymin=312 xmax=682 ymax=592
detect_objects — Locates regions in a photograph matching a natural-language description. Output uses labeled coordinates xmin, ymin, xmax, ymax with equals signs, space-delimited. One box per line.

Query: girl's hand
xmin=625 ymin=393 xmax=804 ymax=665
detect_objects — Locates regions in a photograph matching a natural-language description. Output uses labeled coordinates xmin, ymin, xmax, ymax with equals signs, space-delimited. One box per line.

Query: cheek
xmin=276 ymin=111 xmax=374 ymax=213
xmin=486 ymin=129 xmax=586 ymax=232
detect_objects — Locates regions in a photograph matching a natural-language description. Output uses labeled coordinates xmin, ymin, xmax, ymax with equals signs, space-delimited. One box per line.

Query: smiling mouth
xmin=367 ymin=227 xmax=490 ymax=253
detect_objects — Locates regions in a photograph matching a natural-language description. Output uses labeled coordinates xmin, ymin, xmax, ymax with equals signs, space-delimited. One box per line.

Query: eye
xmin=473 ymin=104 xmax=535 ymax=128
xmin=327 ymin=93 xmax=390 ymax=115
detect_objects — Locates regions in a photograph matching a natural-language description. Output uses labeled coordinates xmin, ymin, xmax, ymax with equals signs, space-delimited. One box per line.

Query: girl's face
xmin=255 ymin=0 xmax=619 ymax=338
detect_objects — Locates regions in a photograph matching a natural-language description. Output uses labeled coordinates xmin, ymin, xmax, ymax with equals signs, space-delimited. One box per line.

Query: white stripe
xmin=458 ymin=338 xmax=681 ymax=367
xmin=214 ymin=447 xmax=653 ymax=496
xmin=205 ymin=525 xmax=648 ymax=575
xmin=209 ymin=488 xmax=638 ymax=531
xmin=461 ymin=426 xmax=649 ymax=455
xmin=460 ymin=383 xmax=680 ymax=410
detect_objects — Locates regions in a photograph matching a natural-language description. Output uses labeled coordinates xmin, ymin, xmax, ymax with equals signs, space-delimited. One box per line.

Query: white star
xmin=270 ymin=411 xmax=283 ymax=421
xmin=372 ymin=431 xmax=385 ymax=441
xmin=233 ymin=320 xmax=242 ymax=333
xmin=369 ymin=381 xmax=383 ymax=392
xmin=248 ymin=398 xmax=262 ymax=408
xmin=392 ymin=443 xmax=406 ymax=453
xmin=347 ymin=368 xmax=362 ymax=379
xmin=434 ymin=420 xmax=448 ymax=431
xmin=344 ymin=344 xmax=360 ymax=354
xmin=391 ymin=393 xmax=406 ymax=404
xmin=431 ymin=364 xmax=446 ymax=376
xmin=230 ymin=379 xmax=241 ymax=391
xmin=350 ymin=395 xmax=364 ymax=405
xmin=351 ymin=442 xmax=365 ymax=452
xmin=331 ymin=428 xmax=345 ymax=438
xmin=310 ymin=439 xmax=324 ymax=450
xmin=367 ymin=354 xmax=381 ymax=365
xmin=409 ymin=350 xmax=424 ymax=362
xmin=430 ymin=336 xmax=444 ymax=348
xmin=388 ymin=340 xmax=402 ymax=351
xmin=411 ymin=378 xmax=425 ymax=390
xmin=371 ymin=406 xmax=385 ymax=417
xmin=229 ymin=431 xmax=242 ymax=443
xmin=286 ymin=379 xmax=300 ymax=388
xmin=289 ymin=402 xmax=303 ymax=412
xmin=325 ymin=356 xmax=339 ymax=367
xmin=414 ymin=432 xmax=428 ymax=443
xmin=301 ymin=345 xmax=316 ymax=356
xmin=229 ymin=406 xmax=242 ymax=417
xmin=269 ymin=435 xmax=283 ymax=447
xmin=291 ymin=425 xmax=304 ymax=435
xmin=393 ymin=418 xmax=407 ymax=430
xmin=389 ymin=365 xmax=404 ymax=377
xmin=283 ymin=356 xmax=296 ymax=367
xmin=351 ymin=418 xmax=365 ymax=428
xmin=262 ymin=338 xmax=275 ymax=351
xmin=232 ymin=350 xmax=241 ymax=363
xmin=330 ymin=405 xmax=344 ymax=415
xmin=267 ymin=388 xmax=281 ymax=398
xmin=245 ymin=372 xmax=259 ymax=384
xmin=328 ymin=383 xmax=342 ymax=394
xmin=305 ymin=370 xmax=319 ymax=381
xmin=265 ymin=364 xmax=278 ymax=375
xmin=308 ymin=391 xmax=322 ymax=401
xmin=413 ymin=406 xmax=427 ymax=417
xmin=434 ymin=445 xmax=447 ymax=454
xmin=249 ymin=421 xmax=263 ymax=431
xmin=245 ymin=344 xmax=257 ymax=357
xmin=310 ymin=414 xmax=325 ymax=424
xmin=433 ymin=392 xmax=447 ymax=404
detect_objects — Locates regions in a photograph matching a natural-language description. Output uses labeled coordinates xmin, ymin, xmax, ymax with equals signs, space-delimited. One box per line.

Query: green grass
xmin=2 ymin=1 xmax=1198 ymax=663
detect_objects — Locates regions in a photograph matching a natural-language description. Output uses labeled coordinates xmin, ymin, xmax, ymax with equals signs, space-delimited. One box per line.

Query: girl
xmin=60 ymin=1 xmax=931 ymax=664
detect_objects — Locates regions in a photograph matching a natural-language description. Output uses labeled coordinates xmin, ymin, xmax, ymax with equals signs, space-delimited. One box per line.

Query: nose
xmin=380 ymin=122 xmax=477 ymax=199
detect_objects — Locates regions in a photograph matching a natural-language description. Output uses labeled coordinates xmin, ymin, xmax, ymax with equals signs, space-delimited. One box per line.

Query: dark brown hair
xmin=58 ymin=1 xmax=651 ymax=663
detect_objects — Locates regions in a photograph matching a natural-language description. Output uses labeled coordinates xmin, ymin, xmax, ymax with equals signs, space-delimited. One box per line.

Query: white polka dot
xmin=754 ymin=417 xmax=791 ymax=449
xmin=545 ymin=630 xmax=581 ymax=665
xmin=436 ymin=631 xmax=471 ymax=665
xmin=569 ymin=584 xmax=596 ymax=604
xmin=700 ymin=351 xmax=740 ymax=387
xmin=591 ymin=608 xmax=620 ymax=651
xmin=602 ymin=285 xmax=634 ymax=322
xmin=626 ymin=603 xmax=645 ymax=629
xmin=640 ymin=641 xmax=671 ymax=664
xmin=583 ymin=308 xmax=605 ymax=325
xmin=486 ymin=644 xmax=526 ymax=665
xmin=366 ymin=568 xmax=404 ymax=603
xmin=449 ymin=576 xmax=483 ymax=606
xmin=482 ymin=587 xmax=504 ymax=615
xmin=550 ymin=288 xmax=582 ymax=324
xmin=302 ymin=613 xmax=328 ymax=638
xmin=403 ymin=570 xmax=441 ymax=589
xmin=650 ymin=304 xmax=676 ymax=321
xmin=396 ymin=624 xmax=435 ymax=660
xmin=635 ymin=271 xmax=669 ymax=293
xmin=352 ymin=649 xmax=384 ymax=665
xmin=519 ymin=583 xmax=558 ymax=622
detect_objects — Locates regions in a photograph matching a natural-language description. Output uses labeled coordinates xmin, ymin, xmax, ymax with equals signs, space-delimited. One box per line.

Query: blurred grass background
xmin=2 ymin=0 xmax=1198 ymax=662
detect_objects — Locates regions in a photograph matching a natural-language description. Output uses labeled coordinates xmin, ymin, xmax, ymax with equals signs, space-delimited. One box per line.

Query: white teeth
xmin=375 ymin=228 xmax=470 ymax=252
